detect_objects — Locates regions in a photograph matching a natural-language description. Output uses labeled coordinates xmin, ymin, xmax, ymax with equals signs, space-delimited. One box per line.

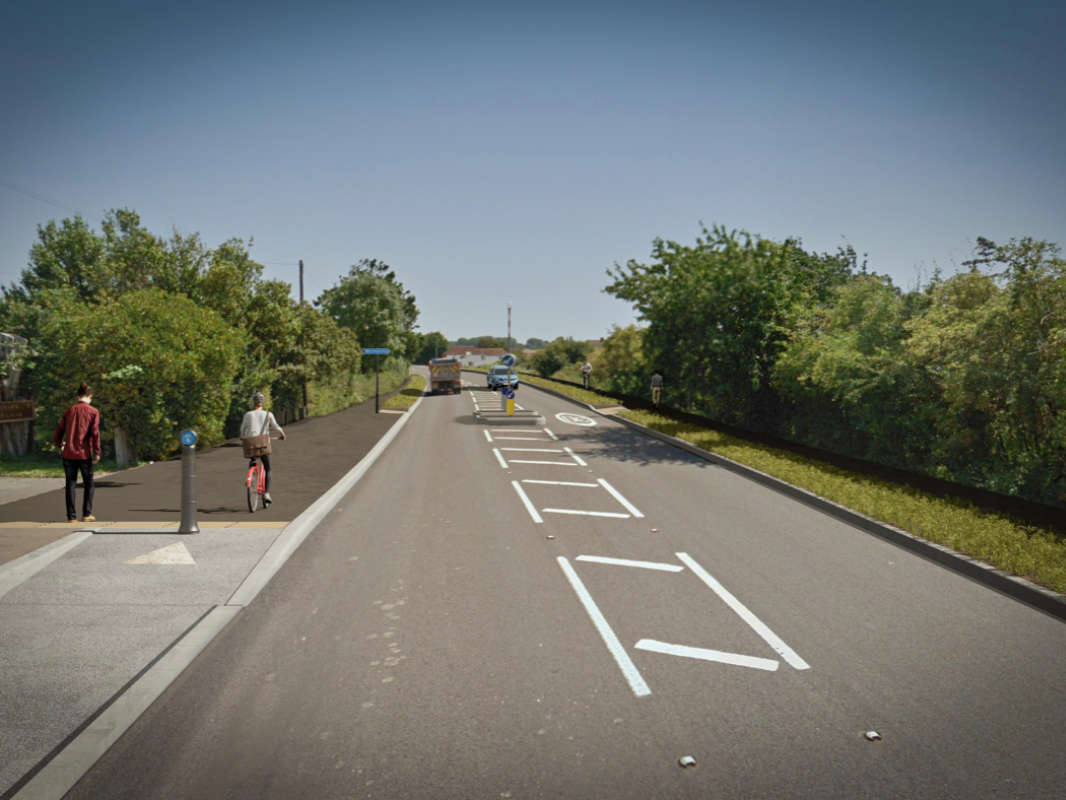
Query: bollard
xmin=179 ymin=429 xmax=200 ymax=534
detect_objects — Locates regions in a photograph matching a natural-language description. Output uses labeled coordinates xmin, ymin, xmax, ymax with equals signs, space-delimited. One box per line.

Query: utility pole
xmin=299 ymin=259 xmax=307 ymax=419
xmin=507 ymin=303 xmax=512 ymax=354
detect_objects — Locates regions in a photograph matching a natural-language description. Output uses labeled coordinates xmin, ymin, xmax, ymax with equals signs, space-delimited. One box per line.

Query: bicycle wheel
xmin=247 ymin=464 xmax=260 ymax=513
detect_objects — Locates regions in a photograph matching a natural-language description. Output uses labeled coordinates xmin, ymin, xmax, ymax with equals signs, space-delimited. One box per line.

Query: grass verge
xmin=383 ymin=374 xmax=427 ymax=409
xmin=0 ymin=452 xmax=133 ymax=478
xmin=519 ymin=373 xmax=1066 ymax=595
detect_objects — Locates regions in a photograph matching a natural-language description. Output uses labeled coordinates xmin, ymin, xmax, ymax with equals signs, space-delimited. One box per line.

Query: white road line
xmin=542 ymin=508 xmax=631 ymax=518
xmin=635 ymin=640 xmax=780 ymax=671
xmin=675 ymin=552 xmax=810 ymax=671
xmin=493 ymin=448 xmax=509 ymax=469
xmin=544 ymin=428 xmax=558 ymax=440
xmin=557 ymin=557 xmax=651 ymax=697
xmin=483 ymin=430 xmax=493 ymax=442
xmin=491 ymin=436 xmax=545 ymax=441
xmin=597 ymin=479 xmax=644 ymax=518
xmin=576 ymin=556 xmax=684 ymax=572
xmin=512 ymin=481 xmax=543 ymax=523
xmin=563 ymin=446 xmax=587 ymax=466
xmin=521 ymin=479 xmax=599 ymax=487
xmin=500 ymin=447 xmax=563 ymax=453
xmin=509 ymin=460 xmax=577 ymax=466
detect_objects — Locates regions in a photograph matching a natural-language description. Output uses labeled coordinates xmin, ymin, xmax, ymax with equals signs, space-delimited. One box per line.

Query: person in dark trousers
xmin=54 ymin=381 xmax=101 ymax=522
xmin=651 ymin=370 xmax=663 ymax=407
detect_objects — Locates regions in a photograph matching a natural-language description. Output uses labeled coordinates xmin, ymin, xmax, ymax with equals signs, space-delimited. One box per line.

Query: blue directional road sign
xmin=502 ymin=388 xmax=515 ymax=399
xmin=180 ymin=429 xmax=198 ymax=446
xmin=363 ymin=348 xmax=390 ymax=355
xmin=500 ymin=353 xmax=516 ymax=367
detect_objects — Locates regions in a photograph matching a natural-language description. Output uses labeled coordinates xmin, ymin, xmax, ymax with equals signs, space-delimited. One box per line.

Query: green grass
xmin=0 ymin=452 xmax=134 ymax=478
xmin=515 ymin=375 xmax=1066 ymax=595
xmin=383 ymin=373 xmax=427 ymax=409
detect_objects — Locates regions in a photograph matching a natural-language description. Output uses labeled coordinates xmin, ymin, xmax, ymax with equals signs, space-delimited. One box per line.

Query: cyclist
xmin=240 ymin=392 xmax=285 ymax=507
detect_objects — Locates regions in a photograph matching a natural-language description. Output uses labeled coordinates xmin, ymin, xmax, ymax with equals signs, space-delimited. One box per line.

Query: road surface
xmin=65 ymin=380 xmax=1066 ymax=799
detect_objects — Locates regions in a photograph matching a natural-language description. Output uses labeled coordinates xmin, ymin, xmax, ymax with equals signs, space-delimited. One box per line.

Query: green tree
xmin=595 ymin=324 xmax=647 ymax=395
xmin=606 ymin=224 xmax=855 ymax=427
xmin=315 ymin=259 xmax=418 ymax=368
xmin=413 ymin=331 xmax=450 ymax=363
xmin=528 ymin=337 xmax=588 ymax=378
xmin=34 ymin=289 xmax=242 ymax=461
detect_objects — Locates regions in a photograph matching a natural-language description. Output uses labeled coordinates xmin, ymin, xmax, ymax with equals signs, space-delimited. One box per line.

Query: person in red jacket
xmin=54 ymin=381 xmax=101 ymax=522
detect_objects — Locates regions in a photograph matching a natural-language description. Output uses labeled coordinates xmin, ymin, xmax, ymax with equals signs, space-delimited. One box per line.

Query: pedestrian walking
xmin=581 ymin=360 xmax=592 ymax=390
xmin=54 ymin=381 xmax=101 ymax=522
xmin=651 ymin=370 xmax=663 ymax=407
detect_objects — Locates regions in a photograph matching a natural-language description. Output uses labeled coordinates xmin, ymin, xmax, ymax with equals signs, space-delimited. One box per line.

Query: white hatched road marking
xmin=493 ymin=448 xmax=509 ymax=469
xmin=597 ymin=479 xmax=643 ymax=518
xmin=512 ymin=481 xmax=544 ymax=523
xmin=558 ymin=557 xmax=651 ymax=697
xmin=635 ymin=640 xmax=779 ymax=672
xmin=563 ymin=447 xmax=587 ymax=466
xmin=576 ymin=555 xmax=684 ymax=572
xmin=521 ymin=479 xmax=598 ymax=487
xmin=542 ymin=509 xmax=630 ymax=519
xmin=676 ymin=552 xmax=810 ymax=670
xmin=544 ymin=428 xmax=558 ymax=440
xmin=483 ymin=430 xmax=493 ymax=442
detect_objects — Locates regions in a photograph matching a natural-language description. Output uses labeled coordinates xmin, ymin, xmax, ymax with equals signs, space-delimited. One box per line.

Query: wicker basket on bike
xmin=241 ymin=434 xmax=271 ymax=458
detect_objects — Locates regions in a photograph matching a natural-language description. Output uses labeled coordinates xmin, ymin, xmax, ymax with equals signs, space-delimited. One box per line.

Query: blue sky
xmin=2 ymin=0 xmax=1063 ymax=343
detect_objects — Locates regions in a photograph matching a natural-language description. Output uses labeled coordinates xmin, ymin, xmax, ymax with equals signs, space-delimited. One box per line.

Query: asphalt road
xmin=65 ymin=380 xmax=1066 ymax=799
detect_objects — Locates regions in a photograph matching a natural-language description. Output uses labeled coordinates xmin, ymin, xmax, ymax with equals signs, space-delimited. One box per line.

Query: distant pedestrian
xmin=54 ymin=381 xmax=101 ymax=522
xmin=651 ymin=370 xmax=663 ymax=407
xmin=240 ymin=392 xmax=285 ymax=507
xmin=581 ymin=360 xmax=592 ymax=390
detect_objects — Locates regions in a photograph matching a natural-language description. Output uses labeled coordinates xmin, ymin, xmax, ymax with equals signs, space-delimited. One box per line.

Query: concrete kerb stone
xmin=527 ymin=380 xmax=1066 ymax=623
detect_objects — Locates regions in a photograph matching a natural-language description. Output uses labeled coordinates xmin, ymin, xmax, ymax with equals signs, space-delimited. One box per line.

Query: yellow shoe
xmin=81 ymin=515 xmax=96 ymax=522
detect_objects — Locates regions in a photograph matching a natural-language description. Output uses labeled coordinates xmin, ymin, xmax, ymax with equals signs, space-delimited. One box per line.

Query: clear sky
xmin=2 ymin=0 xmax=1063 ymax=343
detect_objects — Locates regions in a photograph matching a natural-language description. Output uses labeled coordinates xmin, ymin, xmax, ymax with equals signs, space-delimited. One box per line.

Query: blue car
xmin=486 ymin=365 xmax=519 ymax=390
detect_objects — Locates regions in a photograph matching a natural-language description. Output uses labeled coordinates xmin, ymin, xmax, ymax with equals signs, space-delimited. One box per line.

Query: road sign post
xmin=363 ymin=348 xmax=390 ymax=412
xmin=179 ymin=429 xmax=199 ymax=534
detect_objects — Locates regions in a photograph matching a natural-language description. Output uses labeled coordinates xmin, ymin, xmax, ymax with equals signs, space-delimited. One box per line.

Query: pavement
xmin=0 ymin=394 xmax=412 ymax=799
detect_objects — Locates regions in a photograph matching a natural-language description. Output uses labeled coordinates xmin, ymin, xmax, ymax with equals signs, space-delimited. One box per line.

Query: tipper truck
xmin=428 ymin=357 xmax=462 ymax=394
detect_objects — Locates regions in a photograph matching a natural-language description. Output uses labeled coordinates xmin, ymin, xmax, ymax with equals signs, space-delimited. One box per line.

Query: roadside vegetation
xmin=513 ymin=374 xmax=1066 ymax=594
xmin=0 ymin=209 xmax=439 ymax=466
xmin=383 ymin=373 xmax=427 ymax=409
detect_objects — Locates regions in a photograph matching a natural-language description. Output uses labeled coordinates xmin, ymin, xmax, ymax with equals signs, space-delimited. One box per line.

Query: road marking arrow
xmin=125 ymin=541 xmax=196 ymax=565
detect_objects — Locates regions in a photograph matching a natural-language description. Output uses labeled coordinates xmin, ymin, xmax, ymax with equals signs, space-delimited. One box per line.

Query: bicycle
xmin=246 ymin=456 xmax=267 ymax=512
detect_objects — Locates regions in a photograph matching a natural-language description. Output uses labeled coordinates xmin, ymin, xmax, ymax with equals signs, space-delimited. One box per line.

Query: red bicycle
xmin=246 ymin=457 xmax=267 ymax=512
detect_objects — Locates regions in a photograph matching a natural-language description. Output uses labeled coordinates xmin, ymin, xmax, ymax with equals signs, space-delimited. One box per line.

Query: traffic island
xmin=474 ymin=408 xmax=545 ymax=425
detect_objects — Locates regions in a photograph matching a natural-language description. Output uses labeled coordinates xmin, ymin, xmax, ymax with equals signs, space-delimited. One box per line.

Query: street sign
xmin=180 ymin=429 xmax=198 ymax=446
xmin=363 ymin=347 xmax=390 ymax=355
xmin=500 ymin=353 xmax=516 ymax=367
xmin=503 ymin=388 xmax=515 ymax=399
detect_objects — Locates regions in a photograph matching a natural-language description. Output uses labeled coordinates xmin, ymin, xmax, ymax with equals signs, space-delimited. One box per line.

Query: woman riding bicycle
xmin=240 ymin=392 xmax=286 ymax=507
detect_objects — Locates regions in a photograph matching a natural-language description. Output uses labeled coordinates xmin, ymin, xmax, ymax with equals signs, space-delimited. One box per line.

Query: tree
xmin=595 ymin=325 xmax=647 ymax=395
xmin=605 ymin=224 xmax=855 ymax=429
xmin=315 ymin=259 xmax=419 ymax=368
xmin=527 ymin=337 xmax=588 ymax=378
xmin=413 ymin=331 xmax=450 ymax=363
xmin=34 ymin=289 xmax=242 ymax=462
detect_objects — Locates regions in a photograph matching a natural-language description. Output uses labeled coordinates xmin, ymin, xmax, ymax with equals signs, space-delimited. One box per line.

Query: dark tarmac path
xmin=0 ymin=397 xmax=404 ymax=562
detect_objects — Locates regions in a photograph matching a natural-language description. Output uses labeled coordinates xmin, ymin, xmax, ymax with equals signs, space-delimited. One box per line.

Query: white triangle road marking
xmin=125 ymin=541 xmax=196 ymax=565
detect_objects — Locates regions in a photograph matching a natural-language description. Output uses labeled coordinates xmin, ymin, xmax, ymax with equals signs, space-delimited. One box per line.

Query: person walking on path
xmin=54 ymin=381 xmax=101 ymax=522
xmin=651 ymin=370 xmax=663 ymax=408
xmin=240 ymin=392 xmax=285 ymax=507
xmin=581 ymin=360 xmax=592 ymax=390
